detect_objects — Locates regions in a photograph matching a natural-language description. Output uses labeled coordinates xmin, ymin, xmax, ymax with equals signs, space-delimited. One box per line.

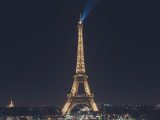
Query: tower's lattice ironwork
xmin=62 ymin=18 xmax=99 ymax=116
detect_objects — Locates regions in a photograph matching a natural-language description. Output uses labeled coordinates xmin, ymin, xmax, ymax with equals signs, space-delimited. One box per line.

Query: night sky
xmin=1 ymin=0 xmax=160 ymax=107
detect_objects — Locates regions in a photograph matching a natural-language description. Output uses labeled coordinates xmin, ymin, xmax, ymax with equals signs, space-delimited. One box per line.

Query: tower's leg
xmin=71 ymin=80 xmax=79 ymax=95
xmin=89 ymin=98 xmax=99 ymax=111
xmin=62 ymin=98 xmax=98 ymax=116
xmin=62 ymin=99 xmax=73 ymax=116
xmin=84 ymin=80 xmax=91 ymax=95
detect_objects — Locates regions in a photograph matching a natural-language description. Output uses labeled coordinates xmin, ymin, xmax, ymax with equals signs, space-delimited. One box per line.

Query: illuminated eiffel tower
xmin=62 ymin=16 xmax=99 ymax=116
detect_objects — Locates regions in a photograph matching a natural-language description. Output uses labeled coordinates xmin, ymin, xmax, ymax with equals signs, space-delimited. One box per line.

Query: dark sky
xmin=1 ymin=0 xmax=160 ymax=107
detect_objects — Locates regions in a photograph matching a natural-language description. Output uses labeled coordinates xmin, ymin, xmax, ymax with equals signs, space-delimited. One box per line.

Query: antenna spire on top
xmin=79 ymin=14 xmax=82 ymax=24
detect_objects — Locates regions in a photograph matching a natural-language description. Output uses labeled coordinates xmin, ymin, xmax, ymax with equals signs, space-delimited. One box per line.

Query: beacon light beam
xmin=82 ymin=0 xmax=100 ymax=21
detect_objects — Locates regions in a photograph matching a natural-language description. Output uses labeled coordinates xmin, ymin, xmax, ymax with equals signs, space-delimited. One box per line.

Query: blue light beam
xmin=82 ymin=0 xmax=100 ymax=21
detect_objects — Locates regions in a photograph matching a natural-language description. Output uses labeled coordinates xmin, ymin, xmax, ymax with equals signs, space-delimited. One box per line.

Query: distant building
xmin=7 ymin=100 xmax=15 ymax=108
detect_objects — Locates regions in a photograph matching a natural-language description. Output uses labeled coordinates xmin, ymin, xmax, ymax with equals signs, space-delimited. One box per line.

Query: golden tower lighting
xmin=62 ymin=16 xmax=99 ymax=116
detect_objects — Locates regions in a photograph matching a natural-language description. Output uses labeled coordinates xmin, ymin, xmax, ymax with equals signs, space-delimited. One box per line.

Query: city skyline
xmin=0 ymin=0 xmax=160 ymax=106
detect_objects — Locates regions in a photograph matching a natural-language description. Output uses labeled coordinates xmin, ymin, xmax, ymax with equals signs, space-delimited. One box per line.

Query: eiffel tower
xmin=62 ymin=16 xmax=99 ymax=116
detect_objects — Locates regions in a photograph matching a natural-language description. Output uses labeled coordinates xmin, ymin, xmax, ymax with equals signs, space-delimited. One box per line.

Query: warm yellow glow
xmin=89 ymin=99 xmax=99 ymax=111
xmin=76 ymin=23 xmax=85 ymax=74
xmin=62 ymin=101 xmax=71 ymax=116
xmin=61 ymin=20 xmax=99 ymax=116
xmin=84 ymin=80 xmax=91 ymax=95
xmin=71 ymin=81 xmax=78 ymax=95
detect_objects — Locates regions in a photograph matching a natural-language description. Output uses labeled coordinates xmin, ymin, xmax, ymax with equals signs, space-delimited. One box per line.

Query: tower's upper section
xmin=76 ymin=16 xmax=86 ymax=74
